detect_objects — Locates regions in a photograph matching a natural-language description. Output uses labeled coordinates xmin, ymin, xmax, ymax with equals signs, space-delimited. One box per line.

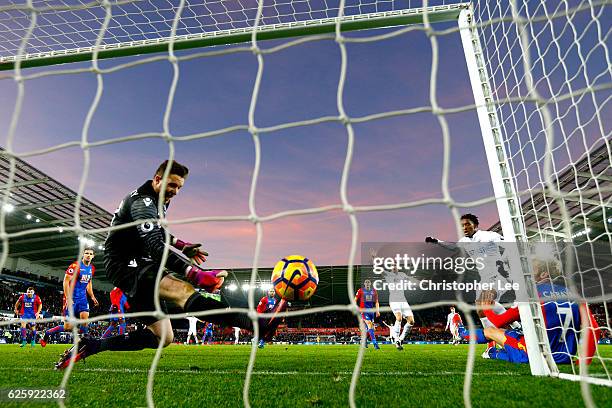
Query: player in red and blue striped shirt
xmin=14 ymin=287 xmax=42 ymax=347
xmin=256 ymin=287 xmax=279 ymax=349
xmin=102 ymin=287 xmax=130 ymax=338
xmin=355 ymin=280 xmax=380 ymax=350
xmin=202 ymin=322 xmax=214 ymax=344
xmin=40 ymin=248 xmax=99 ymax=347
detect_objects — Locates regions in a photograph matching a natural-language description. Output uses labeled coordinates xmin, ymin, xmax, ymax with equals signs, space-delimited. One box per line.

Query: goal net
xmin=474 ymin=0 xmax=611 ymax=392
xmin=0 ymin=0 xmax=610 ymax=407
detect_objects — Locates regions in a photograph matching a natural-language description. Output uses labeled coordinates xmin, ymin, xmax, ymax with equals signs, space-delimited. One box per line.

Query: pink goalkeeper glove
xmin=174 ymin=239 xmax=208 ymax=264
xmin=185 ymin=266 xmax=227 ymax=293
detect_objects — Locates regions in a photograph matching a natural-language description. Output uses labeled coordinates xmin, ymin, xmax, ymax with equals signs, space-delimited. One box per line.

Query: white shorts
xmin=390 ymin=302 xmax=413 ymax=318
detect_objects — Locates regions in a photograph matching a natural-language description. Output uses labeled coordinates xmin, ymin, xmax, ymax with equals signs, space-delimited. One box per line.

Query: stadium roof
xmin=0 ymin=151 xmax=112 ymax=276
xmin=490 ymin=142 xmax=612 ymax=241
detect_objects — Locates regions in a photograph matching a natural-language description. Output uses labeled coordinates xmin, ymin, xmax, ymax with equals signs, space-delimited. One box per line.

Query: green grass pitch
xmin=0 ymin=344 xmax=610 ymax=407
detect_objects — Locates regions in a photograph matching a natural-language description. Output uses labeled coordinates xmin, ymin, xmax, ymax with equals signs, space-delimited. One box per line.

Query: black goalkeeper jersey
xmin=104 ymin=180 xmax=189 ymax=282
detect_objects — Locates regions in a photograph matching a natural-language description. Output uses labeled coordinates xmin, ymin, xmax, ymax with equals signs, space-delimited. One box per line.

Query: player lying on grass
xmin=55 ymin=160 xmax=286 ymax=369
xmin=458 ymin=259 xmax=601 ymax=364
xmin=41 ymin=248 xmax=99 ymax=347
xmin=355 ymin=279 xmax=380 ymax=350
xmin=14 ymin=287 xmax=42 ymax=347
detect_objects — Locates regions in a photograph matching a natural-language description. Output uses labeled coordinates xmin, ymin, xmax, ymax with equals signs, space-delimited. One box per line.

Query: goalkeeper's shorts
xmin=107 ymin=261 xmax=169 ymax=326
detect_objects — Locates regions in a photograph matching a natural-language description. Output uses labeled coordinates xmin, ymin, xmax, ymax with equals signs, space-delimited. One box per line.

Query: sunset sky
xmin=0 ymin=0 xmax=606 ymax=269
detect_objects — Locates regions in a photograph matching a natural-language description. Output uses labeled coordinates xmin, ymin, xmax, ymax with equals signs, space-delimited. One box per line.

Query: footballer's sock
xmin=399 ymin=323 xmax=412 ymax=341
xmin=368 ymin=329 xmax=376 ymax=343
xmin=46 ymin=325 xmax=64 ymax=336
xmin=119 ymin=323 xmax=126 ymax=335
xmin=100 ymin=328 xmax=159 ymax=351
xmin=101 ymin=325 xmax=115 ymax=339
xmin=20 ymin=328 xmax=26 ymax=340
xmin=393 ymin=321 xmax=401 ymax=340
xmin=183 ymin=292 xmax=253 ymax=330
xmin=79 ymin=325 xmax=89 ymax=335
xmin=480 ymin=317 xmax=495 ymax=329
xmin=492 ymin=302 xmax=507 ymax=315
xmin=458 ymin=326 xmax=488 ymax=343
xmin=32 ymin=330 xmax=37 ymax=339
xmin=367 ymin=329 xmax=377 ymax=345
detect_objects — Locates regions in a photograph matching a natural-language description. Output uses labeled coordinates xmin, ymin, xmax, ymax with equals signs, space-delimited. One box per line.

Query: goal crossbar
xmin=0 ymin=3 xmax=468 ymax=71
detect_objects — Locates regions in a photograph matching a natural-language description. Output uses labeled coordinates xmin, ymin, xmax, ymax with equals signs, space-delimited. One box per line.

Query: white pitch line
xmin=0 ymin=366 xmax=524 ymax=377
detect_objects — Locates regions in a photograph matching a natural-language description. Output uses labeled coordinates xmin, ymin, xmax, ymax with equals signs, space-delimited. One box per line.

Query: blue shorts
xmin=489 ymin=330 xmax=528 ymax=364
xmin=20 ymin=313 xmax=36 ymax=323
xmin=63 ymin=299 xmax=89 ymax=316
xmin=361 ymin=312 xmax=375 ymax=322
xmin=109 ymin=305 xmax=125 ymax=322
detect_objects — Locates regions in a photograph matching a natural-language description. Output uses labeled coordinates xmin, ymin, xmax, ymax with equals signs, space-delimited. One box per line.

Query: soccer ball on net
xmin=271 ymin=255 xmax=319 ymax=301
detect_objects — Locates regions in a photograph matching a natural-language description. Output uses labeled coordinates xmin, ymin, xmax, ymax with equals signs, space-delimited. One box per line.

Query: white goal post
xmin=0 ymin=0 xmax=609 ymax=404
xmin=457 ymin=5 xmax=554 ymax=378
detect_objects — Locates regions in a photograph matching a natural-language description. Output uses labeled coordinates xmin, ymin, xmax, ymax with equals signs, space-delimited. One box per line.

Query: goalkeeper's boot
xmin=186 ymin=268 xmax=228 ymax=293
xmin=55 ymin=336 xmax=101 ymax=370
xmin=260 ymin=299 xmax=288 ymax=341
xmin=39 ymin=335 xmax=48 ymax=347
xmin=395 ymin=340 xmax=404 ymax=351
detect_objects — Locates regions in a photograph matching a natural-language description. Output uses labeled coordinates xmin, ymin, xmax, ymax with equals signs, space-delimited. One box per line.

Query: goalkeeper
xmin=56 ymin=160 xmax=285 ymax=369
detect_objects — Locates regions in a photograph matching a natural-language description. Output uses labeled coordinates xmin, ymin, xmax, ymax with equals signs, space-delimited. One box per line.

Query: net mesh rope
xmin=0 ymin=0 xmax=454 ymax=60
xmin=0 ymin=0 xmax=610 ymax=407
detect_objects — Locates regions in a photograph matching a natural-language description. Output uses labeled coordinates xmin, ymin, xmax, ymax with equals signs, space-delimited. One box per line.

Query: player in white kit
xmin=383 ymin=267 xmax=414 ymax=351
xmin=185 ymin=316 xmax=201 ymax=345
xmin=426 ymin=213 xmax=520 ymax=356
xmin=369 ymin=248 xmax=415 ymax=351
